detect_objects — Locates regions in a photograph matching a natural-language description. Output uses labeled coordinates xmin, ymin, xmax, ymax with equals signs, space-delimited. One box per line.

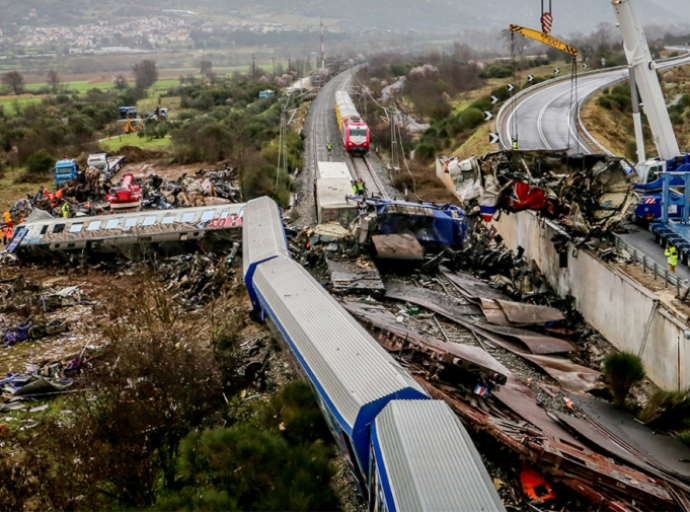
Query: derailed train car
xmin=242 ymin=196 xmax=505 ymax=512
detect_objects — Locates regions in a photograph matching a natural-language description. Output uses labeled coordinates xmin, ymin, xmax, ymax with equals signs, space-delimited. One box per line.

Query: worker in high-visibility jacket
xmin=512 ymin=138 xmax=519 ymax=150
xmin=61 ymin=202 xmax=70 ymax=218
xmin=3 ymin=210 xmax=10 ymax=225
xmin=666 ymin=245 xmax=679 ymax=274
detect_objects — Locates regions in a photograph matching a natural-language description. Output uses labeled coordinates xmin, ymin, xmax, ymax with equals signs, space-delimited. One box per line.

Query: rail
xmin=612 ymin=233 xmax=690 ymax=297
xmin=350 ymin=154 xmax=387 ymax=198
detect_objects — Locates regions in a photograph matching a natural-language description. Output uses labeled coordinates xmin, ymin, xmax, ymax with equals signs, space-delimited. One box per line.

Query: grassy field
xmin=0 ymin=95 xmax=44 ymax=114
xmin=0 ymin=168 xmax=54 ymax=211
xmin=100 ymin=133 xmax=172 ymax=152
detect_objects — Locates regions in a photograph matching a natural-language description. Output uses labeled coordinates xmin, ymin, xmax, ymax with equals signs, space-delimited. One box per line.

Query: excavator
xmin=124 ymin=117 xmax=143 ymax=134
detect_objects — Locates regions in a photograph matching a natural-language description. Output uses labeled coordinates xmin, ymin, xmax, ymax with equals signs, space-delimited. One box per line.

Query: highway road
xmin=497 ymin=52 xmax=690 ymax=280
xmin=498 ymin=53 xmax=690 ymax=154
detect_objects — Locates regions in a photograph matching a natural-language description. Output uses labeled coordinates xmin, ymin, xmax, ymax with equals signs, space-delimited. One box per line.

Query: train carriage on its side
xmin=241 ymin=196 xmax=505 ymax=512
xmin=334 ymin=90 xmax=370 ymax=154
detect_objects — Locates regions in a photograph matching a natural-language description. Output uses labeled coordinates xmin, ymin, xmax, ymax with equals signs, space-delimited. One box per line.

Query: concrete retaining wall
xmin=492 ymin=211 xmax=688 ymax=391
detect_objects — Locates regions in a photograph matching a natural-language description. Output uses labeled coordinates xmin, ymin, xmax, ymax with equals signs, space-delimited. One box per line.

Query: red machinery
xmin=334 ymin=90 xmax=370 ymax=154
xmin=106 ymin=173 xmax=142 ymax=210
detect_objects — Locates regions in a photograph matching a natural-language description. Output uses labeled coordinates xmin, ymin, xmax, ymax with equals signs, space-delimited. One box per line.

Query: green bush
xmin=26 ymin=149 xmax=55 ymax=174
xmin=597 ymin=96 xmax=613 ymax=110
xmin=602 ymin=351 xmax=645 ymax=407
xmin=480 ymin=64 xmax=513 ymax=79
xmin=415 ymin=142 xmax=437 ymax=163
xmin=154 ymin=423 xmax=338 ymax=511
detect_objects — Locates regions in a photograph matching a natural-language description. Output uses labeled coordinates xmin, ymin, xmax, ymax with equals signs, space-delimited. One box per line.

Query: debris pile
xmin=437 ymin=149 xmax=636 ymax=236
xmin=140 ymin=168 xmax=241 ymax=209
xmin=158 ymin=245 xmax=239 ymax=306
xmin=8 ymin=166 xmax=242 ymax=229
xmin=333 ymin=248 xmax=690 ymax=510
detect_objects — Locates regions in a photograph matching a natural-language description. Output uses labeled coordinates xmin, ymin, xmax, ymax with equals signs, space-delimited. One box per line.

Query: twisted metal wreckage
xmin=437 ymin=150 xmax=637 ymax=236
xmin=341 ymin=269 xmax=690 ymax=511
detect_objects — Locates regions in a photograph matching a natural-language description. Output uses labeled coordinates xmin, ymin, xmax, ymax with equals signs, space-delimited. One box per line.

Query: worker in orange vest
xmin=6 ymin=225 xmax=13 ymax=243
xmin=1 ymin=225 xmax=7 ymax=245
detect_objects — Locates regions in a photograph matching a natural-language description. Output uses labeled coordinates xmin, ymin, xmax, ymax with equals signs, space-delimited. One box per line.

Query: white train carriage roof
xmin=16 ymin=203 xmax=245 ymax=251
xmin=316 ymin=161 xmax=352 ymax=180
xmin=253 ymin=257 xmax=427 ymax=430
xmin=373 ymin=400 xmax=506 ymax=512
xmin=242 ymin=196 xmax=289 ymax=280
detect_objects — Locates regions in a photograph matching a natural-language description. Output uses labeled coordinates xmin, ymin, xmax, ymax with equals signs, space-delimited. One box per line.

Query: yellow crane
xmin=509 ymin=24 xmax=578 ymax=57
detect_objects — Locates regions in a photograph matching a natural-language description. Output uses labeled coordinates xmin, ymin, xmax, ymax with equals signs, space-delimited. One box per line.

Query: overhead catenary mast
xmin=320 ymin=19 xmax=325 ymax=69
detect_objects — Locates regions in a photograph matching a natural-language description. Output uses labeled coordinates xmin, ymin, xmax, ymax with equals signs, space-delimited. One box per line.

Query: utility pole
xmin=252 ymin=54 xmax=256 ymax=79
xmin=320 ymin=18 xmax=325 ymax=69
xmin=271 ymin=57 xmax=276 ymax=75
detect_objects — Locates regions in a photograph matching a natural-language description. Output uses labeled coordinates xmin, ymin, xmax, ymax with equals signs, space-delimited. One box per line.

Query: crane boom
xmin=509 ymin=24 xmax=578 ymax=57
xmin=610 ymin=0 xmax=680 ymax=160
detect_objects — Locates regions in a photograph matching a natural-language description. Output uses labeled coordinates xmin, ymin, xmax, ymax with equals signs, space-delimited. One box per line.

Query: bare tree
xmin=113 ymin=73 xmax=129 ymax=90
xmin=199 ymin=59 xmax=213 ymax=77
xmin=132 ymin=59 xmax=159 ymax=89
xmin=499 ymin=29 xmax=531 ymax=55
xmin=1 ymin=71 xmax=25 ymax=95
xmin=46 ymin=69 xmax=61 ymax=94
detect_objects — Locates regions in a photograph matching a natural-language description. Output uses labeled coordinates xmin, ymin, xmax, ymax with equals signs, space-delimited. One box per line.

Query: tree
xmin=113 ymin=73 xmax=128 ymax=90
xmin=199 ymin=59 xmax=213 ymax=77
xmin=133 ymin=59 xmax=158 ymax=89
xmin=26 ymin=149 xmax=55 ymax=175
xmin=1 ymin=70 xmax=25 ymax=95
xmin=46 ymin=69 xmax=61 ymax=94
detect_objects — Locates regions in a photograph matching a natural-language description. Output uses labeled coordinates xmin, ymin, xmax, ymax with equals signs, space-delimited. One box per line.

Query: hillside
xmin=3 ymin=0 xmax=689 ymax=33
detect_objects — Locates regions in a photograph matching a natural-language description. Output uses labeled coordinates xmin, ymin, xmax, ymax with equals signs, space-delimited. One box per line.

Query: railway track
xmin=349 ymin=154 xmax=388 ymax=198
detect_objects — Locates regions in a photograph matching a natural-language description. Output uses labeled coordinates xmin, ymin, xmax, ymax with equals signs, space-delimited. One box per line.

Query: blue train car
xmin=251 ymin=256 xmax=429 ymax=485
xmin=242 ymin=196 xmax=290 ymax=310
xmin=370 ymin=400 xmax=506 ymax=512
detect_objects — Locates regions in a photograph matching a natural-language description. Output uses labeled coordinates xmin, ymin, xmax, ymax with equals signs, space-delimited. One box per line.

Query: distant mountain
xmin=3 ymin=0 xmax=689 ymax=35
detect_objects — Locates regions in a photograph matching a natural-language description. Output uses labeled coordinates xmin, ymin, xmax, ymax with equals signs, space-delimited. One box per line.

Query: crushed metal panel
xmin=570 ymin=393 xmax=690 ymax=483
xmin=554 ymin=412 xmax=690 ymax=493
xmin=460 ymin=321 xmax=604 ymax=393
xmin=342 ymin=300 xmax=510 ymax=383
xmin=521 ymin=354 xmax=604 ymax=393
xmin=495 ymin=299 xmax=565 ymax=325
xmin=480 ymin=298 xmax=511 ymax=325
xmin=371 ymin=234 xmax=424 ymax=261
xmin=384 ymin=283 xmax=481 ymax=317
xmin=441 ymin=268 xmax=510 ymax=301
xmin=326 ymin=258 xmax=385 ymax=294
xmin=384 ymin=284 xmax=575 ymax=354
xmin=493 ymin=377 xmax=582 ymax=444
xmin=469 ymin=319 xmax=576 ymax=355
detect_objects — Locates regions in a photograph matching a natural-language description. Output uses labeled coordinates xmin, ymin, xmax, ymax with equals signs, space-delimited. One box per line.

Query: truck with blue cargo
xmin=52 ymin=159 xmax=79 ymax=188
